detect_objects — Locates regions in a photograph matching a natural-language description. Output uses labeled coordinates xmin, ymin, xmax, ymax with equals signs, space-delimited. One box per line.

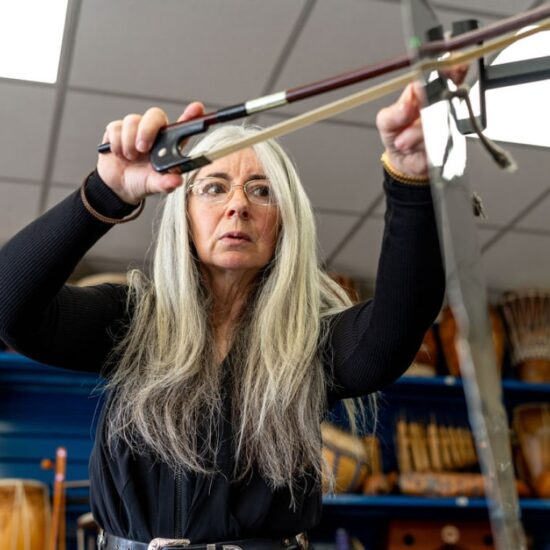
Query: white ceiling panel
xmin=270 ymin=2 xmax=499 ymax=126
xmin=0 ymin=181 xmax=42 ymax=243
xmin=323 ymin=217 xmax=385 ymax=281
xmin=482 ymin=231 xmax=550 ymax=290
xmin=52 ymin=91 xmax=191 ymax=186
xmin=272 ymin=1 xmax=406 ymax=91
xmin=257 ymin=114 xmax=387 ymax=213
xmin=314 ymin=211 xmax=361 ymax=263
xmin=0 ymin=82 xmax=56 ymax=181
xmin=457 ymin=140 xmax=550 ymax=226
xmin=69 ymin=0 xmax=306 ymax=104
xmin=47 ymin=185 xmax=163 ymax=264
xmin=514 ymin=190 xmax=550 ymax=232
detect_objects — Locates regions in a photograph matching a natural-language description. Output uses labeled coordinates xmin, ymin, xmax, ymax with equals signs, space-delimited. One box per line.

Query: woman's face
xmin=187 ymin=148 xmax=280 ymax=281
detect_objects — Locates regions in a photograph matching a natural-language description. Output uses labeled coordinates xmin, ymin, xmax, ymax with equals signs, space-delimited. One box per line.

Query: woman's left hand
xmin=376 ymin=81 xmax=428 ymax=179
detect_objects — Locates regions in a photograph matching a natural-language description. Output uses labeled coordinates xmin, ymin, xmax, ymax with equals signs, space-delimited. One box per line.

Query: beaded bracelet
xmin=80 ymin=176 xmax=145 ymax=224
xmin=380 ymin=151 xmax=430 ymax=186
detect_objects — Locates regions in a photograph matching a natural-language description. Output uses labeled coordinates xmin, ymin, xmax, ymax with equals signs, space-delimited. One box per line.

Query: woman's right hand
xmin=97 ymin=102 xmax=205 ymax=205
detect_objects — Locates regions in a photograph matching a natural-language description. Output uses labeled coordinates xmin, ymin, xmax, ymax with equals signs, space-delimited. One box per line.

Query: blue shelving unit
xmin=1 ymin=352 xmax=550 ymax=549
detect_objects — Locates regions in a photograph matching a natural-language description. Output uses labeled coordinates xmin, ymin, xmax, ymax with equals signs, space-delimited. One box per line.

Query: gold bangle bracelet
xmin=380 ymin=152 xmax=429 ymax=186
xmin=80 ymin=176 xmax=145 ymax=224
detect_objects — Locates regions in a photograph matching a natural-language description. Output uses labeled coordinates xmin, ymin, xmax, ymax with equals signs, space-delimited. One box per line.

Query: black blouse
xmin=0 ymin=170 xmax=444 ymax=543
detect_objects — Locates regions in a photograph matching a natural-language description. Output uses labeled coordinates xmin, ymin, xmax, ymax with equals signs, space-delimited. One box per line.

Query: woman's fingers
xmin=176 ymin=101 xmax=206 ymax=123
xmin=146 ymin=171 xmax=184 ymax=195
xmin=377 ymin=83 xmax=423 ymax=141
xmin=394 ymin=118 xmax=424 ymax=152
xmin=376 ymin=81 xmax=428 ymax=180
xmin=137 ymin=107 xmax=170 ymax=153
xmin=121 ymin=114 xmax=142 ymax=160
xmin=98 ymin=103 xmax=206 ymax=202
xmin=105 ymin=120 xmax=123 ymax=157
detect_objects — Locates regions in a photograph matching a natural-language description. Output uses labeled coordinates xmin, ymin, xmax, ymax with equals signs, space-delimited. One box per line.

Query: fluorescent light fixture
xmin=0 ymin=0 xmax=69 ymax=83
xmin=467 ymin=27 xmax=550 ymax=148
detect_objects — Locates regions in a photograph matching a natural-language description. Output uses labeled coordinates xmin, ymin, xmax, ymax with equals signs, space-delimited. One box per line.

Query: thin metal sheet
xmin=401 ymin=2 xmax=526 ymax=548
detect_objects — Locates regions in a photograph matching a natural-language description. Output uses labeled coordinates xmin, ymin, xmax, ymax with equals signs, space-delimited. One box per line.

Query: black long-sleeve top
xmin=0 ymin=170 xmax=444 ymax=543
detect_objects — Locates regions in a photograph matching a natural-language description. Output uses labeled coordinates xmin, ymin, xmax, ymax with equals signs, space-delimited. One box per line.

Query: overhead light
xmin=466 ymin=27 xmax=550 ymax=148
xmin=0 ymin=0 xmax=69 ymax=84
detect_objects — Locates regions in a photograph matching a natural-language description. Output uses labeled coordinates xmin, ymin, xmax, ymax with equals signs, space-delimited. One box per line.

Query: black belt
xmin=98 ymin=531 xmax=308 ymax=550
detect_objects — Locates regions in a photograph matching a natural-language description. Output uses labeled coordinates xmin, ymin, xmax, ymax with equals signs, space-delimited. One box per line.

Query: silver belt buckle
xmin=148 ymin=538 xmax=191 ymax=550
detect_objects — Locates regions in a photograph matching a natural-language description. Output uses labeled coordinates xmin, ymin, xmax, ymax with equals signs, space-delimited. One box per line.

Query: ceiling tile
xmin=257 ymin=114 xmax=387 ymax=213
xmin=270 ymin=1 xmax=499 ymax=126
xmin=47 ymin=185 xmax=163 ymax=264
xmin=0 ymin=181 xmax=42 ymax=244
xmin=323 ymin=216 xmax=385 ymax=281
xmin=453 ymin=140 xmax=549 ymax=226
xmin=314 ymin=211 xmax=362 ymax=264
xmin=69 ymin=0 xmax=306 ymax=104
xmin=481 ymin=231 xmax=550 ymax=290
xmin=514 ymin=188 xmax=550 ymax=232
xmin=53 ymin=91 xmax=190 ymax=186
xmin=0 ymin=82 xmax=56 ymax=181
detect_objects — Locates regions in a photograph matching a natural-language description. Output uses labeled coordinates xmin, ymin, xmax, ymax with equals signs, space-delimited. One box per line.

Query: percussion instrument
xmin=329 ymin=273 xmax=360 ymax=303
xmin=500 ymin=290 xmax=550 ymax=383
xmin=0 ymin=479 xmax=51 ymax=550
xmin=513 ymin=403 xmax=550 ymax=497
xmin=405 ymin=327 xmax=438 ymax=377
xmin=321 ymin=422 xmax=368 ymax=493
xmin=385 ymin=520 xmax=495 ymax=550
xmin=438 ymin=305 xmax=505 ymax=377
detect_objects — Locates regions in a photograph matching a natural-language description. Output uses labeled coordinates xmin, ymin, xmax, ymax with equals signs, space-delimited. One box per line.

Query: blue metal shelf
xmin=323 ymin=494 xmax=550 ymax=511
xmin=393 ymin=374 xmax=550 ymax=394
xmin=0 ymin=351 xmax=101 ymax=392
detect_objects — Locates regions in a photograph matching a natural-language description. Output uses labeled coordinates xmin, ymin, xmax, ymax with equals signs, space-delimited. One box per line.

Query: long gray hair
xmin=105 ymin=125 xmax=366 ymax=497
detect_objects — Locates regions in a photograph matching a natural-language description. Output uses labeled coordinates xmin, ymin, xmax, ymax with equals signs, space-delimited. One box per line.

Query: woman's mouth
xmin=220 ymin=231 xmax=252 ymax=243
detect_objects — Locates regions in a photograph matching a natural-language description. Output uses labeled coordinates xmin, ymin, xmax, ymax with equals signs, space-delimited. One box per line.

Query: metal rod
xmin=96 ymin=3 xmax=550 ymax=163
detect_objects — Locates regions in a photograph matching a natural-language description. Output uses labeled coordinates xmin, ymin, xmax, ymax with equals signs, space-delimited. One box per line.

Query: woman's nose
xmin=225 ymin=185 xmax=250 ymax=218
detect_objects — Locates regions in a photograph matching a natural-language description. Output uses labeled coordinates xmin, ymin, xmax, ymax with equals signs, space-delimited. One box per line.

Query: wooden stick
xmin=180 ymin=18 xmax=550 ymax=172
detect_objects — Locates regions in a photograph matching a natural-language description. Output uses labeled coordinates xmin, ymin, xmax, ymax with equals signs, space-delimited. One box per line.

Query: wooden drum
xmin=439 ymin=305 xmax=505 ymax=377
xmin=0 ymin=479 xmax=50 ymax=550
xmin=513 ymin=403 xmax=550 ymax=497
xmin=500 ymin=290 xmax=550 ymax=383
xmin=405 ymin=327 xmax=438 ymax=377
xmin=321 ymin=422 xmax=368 ymax=493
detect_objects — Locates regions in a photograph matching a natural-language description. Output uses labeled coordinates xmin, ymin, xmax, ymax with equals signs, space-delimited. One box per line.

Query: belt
xmin=97 ymin=531 xmax=309 ymax=550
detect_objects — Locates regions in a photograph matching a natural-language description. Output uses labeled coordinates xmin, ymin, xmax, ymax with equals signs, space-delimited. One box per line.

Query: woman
xmin=0 ymin=83 xmax=444 ymax=549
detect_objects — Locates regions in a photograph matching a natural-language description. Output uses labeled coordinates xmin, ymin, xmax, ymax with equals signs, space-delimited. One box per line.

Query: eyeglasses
xmin=187 ymin=177 xmax=276 ymax=206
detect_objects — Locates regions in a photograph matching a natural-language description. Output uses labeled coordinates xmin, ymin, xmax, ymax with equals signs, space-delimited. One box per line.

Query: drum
xmin=329 ymin=273 xmax=360 ymax=303
xmin=438 ymin=305 xmax=505 ymax=377
xmin=513 ymin=403 xmax=550 ymax=497
xmin=405 ymin=327 xmax=437 ymax=377
xmin=386 ymin=520 xmax=494 ymax=550
xmin=500 ymin=290 xmax=550 ymax=383
xmin=0 ymin=479 xmax=50 ymax=550
xmin=321 ymin=422 xmax=368 ymax=493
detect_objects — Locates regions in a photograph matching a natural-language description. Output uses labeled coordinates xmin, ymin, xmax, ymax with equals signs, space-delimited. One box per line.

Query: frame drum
xmin=0 ymin=479 xmax=50 ymax=550
xmin=321 ymin=423 xmax=368 ymax=493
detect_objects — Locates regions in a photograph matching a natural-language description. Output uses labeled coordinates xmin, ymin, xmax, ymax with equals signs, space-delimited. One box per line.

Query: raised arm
xmin=0 ymin=175 xmax=137 ymax=371
xmin=327 ymin=82 xmax=445 ymax=400
xmin=0 ymin=102 xmax=206 ymax=371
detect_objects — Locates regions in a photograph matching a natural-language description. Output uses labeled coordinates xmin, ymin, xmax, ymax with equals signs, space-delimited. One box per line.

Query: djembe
xmin=438 ymin=305 xmax=505 ymax=377
xmin=513 ymin=403 xmax=550 ymax=497
xmin=0 ymin=479 xmax=51 ymax=550
xmin=500 ymin=289 xmax=550 ymax=383
xmin=321 ymin=422 xmax=368 ymax=493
